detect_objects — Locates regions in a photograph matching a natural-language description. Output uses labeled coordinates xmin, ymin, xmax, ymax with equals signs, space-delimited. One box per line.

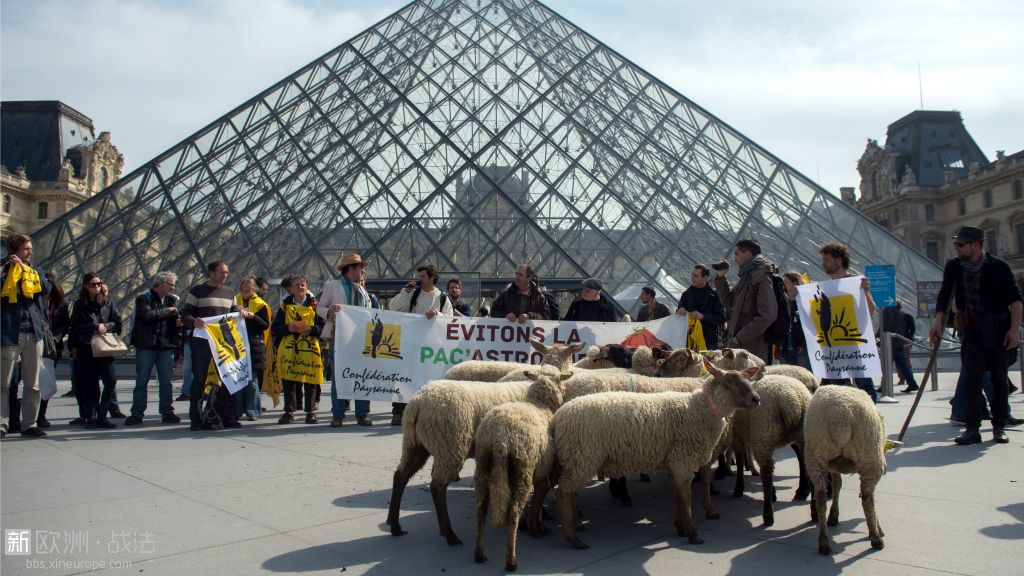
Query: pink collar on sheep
xmin=701 ymin=391 xmax=725 ymax=419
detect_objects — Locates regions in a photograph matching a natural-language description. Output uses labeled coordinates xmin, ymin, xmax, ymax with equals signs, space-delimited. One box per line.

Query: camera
xmin=711 ymin=261 xmax=730 ymax=271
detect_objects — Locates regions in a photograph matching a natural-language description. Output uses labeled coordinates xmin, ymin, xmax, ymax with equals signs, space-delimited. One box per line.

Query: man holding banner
xmin=319 ymin=253 xmax=374 ymax=427
xmin=181 ymin=260 xmax=247 ymax=431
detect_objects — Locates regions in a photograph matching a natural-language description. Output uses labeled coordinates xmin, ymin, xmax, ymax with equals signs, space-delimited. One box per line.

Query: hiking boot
xmin=954 ymin=430 xmax=982 ymax=445
xmin=305 ymin=413 xmax=318 ymax=424
xmin=109 ymin=410 xmax=127 ymax=419
xmin=84 ymin=418 xmax=98 ymax=429
xmin=125 ymin=416 xmax=144 ymax=425
xmin=357 ymin=414 xmax=373 ymax=427
xmin=21 ymin=427 xmax=47 ymax=437
xmin=330 ymin=416 xmax=344 ymax=428
xmin=278 ymin=413 xmax=294 ymax=425
xmin=69 ymin=417 xmax=85 ymax=426
xmin=162 ymin=413 xmax=181 ymax=424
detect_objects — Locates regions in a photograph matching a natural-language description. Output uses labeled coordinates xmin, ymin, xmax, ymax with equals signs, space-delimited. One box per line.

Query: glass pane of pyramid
xmin=31 ymin=0 xmax=940 ymax=314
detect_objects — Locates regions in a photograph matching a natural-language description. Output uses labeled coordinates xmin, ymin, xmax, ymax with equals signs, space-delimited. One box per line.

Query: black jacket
xmin=271 ymin=293 xmax=325 ymax=346
xmin=564 ymin=297 xmax=616 ymax=322
xmin=490 ymin=283 xmax=550 ymax=320
xmin=131 ymin=290 xmax=182 ymax=350
xmin=238 ymin=297 xmax=271 ymax=372
xmin=936 ymin=253 xmax=1022 ymax=318
xmin=69 ymin=298 xmax=122 ymax=350
xmin=678 ymin=284 xmax=726 ymax=348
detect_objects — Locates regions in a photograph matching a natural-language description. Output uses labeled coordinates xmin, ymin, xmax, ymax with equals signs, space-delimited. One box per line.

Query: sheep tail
xmin=400 ymin=399 xmax=421 ymax=453
xmin=488 ymin=444 xmax=515 ymax=527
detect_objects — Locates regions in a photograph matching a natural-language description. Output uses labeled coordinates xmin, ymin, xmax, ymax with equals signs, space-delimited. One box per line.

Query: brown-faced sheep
xmin=472 ymin=371 xmax=568 ymax=572
xmin=804 ymin=385 xmax=887 ymax=555
xmin=442 ymin=339 xmax=585 ymax=381
xmin=552 ymin=358 xmax=762 ymax=549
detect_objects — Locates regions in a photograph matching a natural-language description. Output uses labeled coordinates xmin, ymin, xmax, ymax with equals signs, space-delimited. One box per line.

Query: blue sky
xmin=2 ymin=0 xmax=1021 ymax=195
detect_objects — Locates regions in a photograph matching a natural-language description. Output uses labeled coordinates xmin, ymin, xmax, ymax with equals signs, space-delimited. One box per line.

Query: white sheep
xmin=442 ymin=339 xmax=585 ymax=381
xmin=472 ymin=370 xmax=567 ymax=572
xmin=552 ymin=358 xmax=762 ymax=549
xmin=804 ymin=385 xmax=886 ymax=555
xmin=729 ymin=374 xmax=814 ymax=526
xmin=765 ymin=363 xmax=819 ymax=393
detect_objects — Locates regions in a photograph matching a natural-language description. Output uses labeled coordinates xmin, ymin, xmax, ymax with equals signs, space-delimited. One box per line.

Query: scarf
xmin=960 ymin=252 xmax=988 ymax=273
xmin=2 ymin=261 xmax=42 ymax=303
xmin=341 ymin=276 xmax=371 ymax=308
xmin=732 ymin=254 xmax=765 ymax=296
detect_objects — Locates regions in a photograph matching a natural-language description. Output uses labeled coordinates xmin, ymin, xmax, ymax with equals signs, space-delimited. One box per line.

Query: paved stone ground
xmin=2 ymin=371 xmax=1022 ymax=576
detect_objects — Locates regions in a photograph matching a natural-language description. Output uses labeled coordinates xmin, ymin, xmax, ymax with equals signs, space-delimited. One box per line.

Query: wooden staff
xmin=897 ymin=296 xmax=957 ymax=442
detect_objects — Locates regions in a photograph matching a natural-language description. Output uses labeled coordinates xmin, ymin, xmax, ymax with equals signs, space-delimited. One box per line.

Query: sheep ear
xmin=745 ymin=366 xmax=760 ymax=379
xmin=523 ymin=370 xmax=538 ymax=381
xmin=529 ymin=338 xmax=547 ymax=353
xmin=567 ymin=341 xmax=586 ymax=354
xmin=722 ymin=348 xmax=735 ymax=359
xmin=702 ymin=356 xmax=722 ymax=377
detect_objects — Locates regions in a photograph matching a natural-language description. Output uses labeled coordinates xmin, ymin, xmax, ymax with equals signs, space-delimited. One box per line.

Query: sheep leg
xmin=387 ymin=446 xmax=430 ymax=537
xmin=473 ymin=473 xmax=489 ymax=564
xmin=671 ymin=472 xmax=703 ymax=544
xmin=430 ymin=478 xmax=463 ymax=545
xmin=827 ymin=472 xmax=841 ymax=527
xmin=714 ymin=452 xmax=730 ymax=479
xmin=699 ymin=464 xmax=720 ymax=519
xmin=525 ymin=480 xmax=552 ymax=538
xmin=812 ymin=477 xmax=831 ymax=555
xmin=732 ymin=447 xmax=746 ymax=497
xmin=619 ymin=477 xmax=633 ymax=506
xmin=759 ymin=455 xmax=776 ymax=526
xmin=556 ymin=484 xmax=588 ymax=549
xmin=745 ymin=447 xmax=759 ymax=475
xmin=861 ymin=477 xmax=884 ymax=550
xmin=792 ymin=443 xmax=811 ymax=501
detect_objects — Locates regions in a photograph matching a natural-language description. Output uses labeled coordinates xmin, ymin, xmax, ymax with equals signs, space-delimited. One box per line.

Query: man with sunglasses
xmin=930 ymin=226 xmax=1022 ymax=445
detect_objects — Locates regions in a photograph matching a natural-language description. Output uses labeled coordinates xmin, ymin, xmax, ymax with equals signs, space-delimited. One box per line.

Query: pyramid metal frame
xmin=31 ymin=0 xmax=941 ymax=313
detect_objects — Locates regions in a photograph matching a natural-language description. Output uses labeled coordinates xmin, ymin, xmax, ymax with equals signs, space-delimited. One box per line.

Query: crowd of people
xmin=1 ymin=227 xmax=1019 ymax=443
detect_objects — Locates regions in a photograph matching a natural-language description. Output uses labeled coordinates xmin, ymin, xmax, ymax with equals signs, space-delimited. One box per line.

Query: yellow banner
xmin=276 ymin=304 xmax=324 ymax=385
xmin=687 ymin=316 xmax=706 ymax=351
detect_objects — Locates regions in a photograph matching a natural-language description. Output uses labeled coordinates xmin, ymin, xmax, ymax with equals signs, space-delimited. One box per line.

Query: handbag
xmin=39 ymin=357 xmax=58 ymax=400
xmin=91 ymin=333 xmax=128 ymax=357
xmin=40 ymin=321 xmax=59 ymax=360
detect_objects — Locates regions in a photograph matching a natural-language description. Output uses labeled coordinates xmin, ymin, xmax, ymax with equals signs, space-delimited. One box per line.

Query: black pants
xmin=188 ymin=338 xmax=236 ymax=425
xmin=961 ymin=331 xmax=1010 ymax=430
xmin=74 ymin=346 xmax=116 ymax=420
xmin=392 ymin=402 xmax=406 ymax=417
xmin=282 ymin=380 xmax=318 ymax=414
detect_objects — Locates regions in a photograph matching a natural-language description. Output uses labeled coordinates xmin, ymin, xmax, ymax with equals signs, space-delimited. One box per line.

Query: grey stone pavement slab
xmin=2 ymin=372 xmax=1022 ymax=575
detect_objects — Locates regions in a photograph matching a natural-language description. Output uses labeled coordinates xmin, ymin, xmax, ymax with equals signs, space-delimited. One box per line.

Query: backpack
xmin=764 ymin=273 xmax=792 ymax=344
xmin=409 ymin=286 xmax=448 ymax=313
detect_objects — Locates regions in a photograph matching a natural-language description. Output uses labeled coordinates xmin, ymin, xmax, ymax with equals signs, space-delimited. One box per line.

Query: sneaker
xmin=224 ymin=421 xmax=242 ymax=429
xmin=176 ymin=394 xmax=190 ymax=402
xmin=125 ymin=416 xmax=144 ymax=425
xmin=278 ymin=413 xmax=294 ymax=425
xmin=209 ymin=420 xmax=224 ymax=431
xmin=1005 ymin=417 xmax=1024 ymax=428
xmin=69 ymin=417 xmax=85 ymax=426
xmin=357 ymin=414 xmax=373 ymax=427
xmin=109 ymin=410 xmax=127 ymax=419
xmin=948 ymin=418 xmax=966 ymax=426
xmin=95 ymin=418 xmax=117 ymax=429
xmin=993 ymin=429 xmax=1009 ymax=443
xmin=21 ymin=427 xmax=47 ymax=437
xmin=84 ymin=419 xmax=97 ymax=429
xmin=38 ymin=418 xmax=51 ymax=429
xmin=954 ymin=430 xmax=982 ymax=445
xmin=330 ymin=416 xmax=344 ymax=428
xmin=305 ymin=413 xmax=318 ymax=424
xmin=246 ymin=415 xmax=258 ymax=421
xmin=161 ymin=413 xmax=181 ymax=424
xmin=61 ymin=389 xmax=76 ymax=398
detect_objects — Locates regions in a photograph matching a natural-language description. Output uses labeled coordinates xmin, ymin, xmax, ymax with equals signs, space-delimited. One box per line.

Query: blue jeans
xmin=131 ymin=348 xmax=175 ymax=417
xmin=328 ymin=352 xmax=368 ymax=418
xmin=893 ymin=345 xmax=918 ymax=388
xmin=950 ymin=371 xmax=1013 ymax=421
xmin=234 ymin=374 xmax=262 ymax=418
xmin=180 ymin=343 xmax=192 ymax=396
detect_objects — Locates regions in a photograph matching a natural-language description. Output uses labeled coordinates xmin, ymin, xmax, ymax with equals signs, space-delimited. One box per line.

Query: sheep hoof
xmin=390 ymin=526 xmax=408 ymax=537
xmin=687 ymin=536 xmax=705 ymax=545
xmin=762 ymin=517 xmax=774 ymax=527
xmin=794 ymin=488 xmax=810 ymax=501
xmin=504 ymin=561 xmax=518 ymax=571
xmin=446 ymin=534 xmax=463 ymax=546
xmin=620 ymin=496 xmax=634 ymax=507
xmin=871 ymin=539 xmax=885 ymax=550
xmin=818 ymin=544 xmax=832 ymax=555
xmin=826 ymin=518 xmax=838 ymax=528
xmin=574 ymin=522 xmax=586 ymax=532
xmin=732 ymin=488 xmax=743 ymax=498
xmin=706 ymin=511 xmax=721 ymax=520
xmin=570 ymin=540 xmax=590 ymax=550
xmin=474 ymin=553 xmax=487 ymax=564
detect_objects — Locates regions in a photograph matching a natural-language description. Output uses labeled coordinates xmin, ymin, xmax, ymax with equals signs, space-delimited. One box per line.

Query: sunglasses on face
xmin=88 ymin=282 xmax=103 ymax=288
xmin=953 ymin=241 xmax=974 ymax=248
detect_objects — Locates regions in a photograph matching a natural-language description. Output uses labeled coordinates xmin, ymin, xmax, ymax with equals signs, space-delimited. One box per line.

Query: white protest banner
xmin=333 ymin=308 xmax=688 ymax=401
xmin=193 ymin=312 xmax=252 ymax=394
xmin=796 ymin=276 xmax=882 ymax=379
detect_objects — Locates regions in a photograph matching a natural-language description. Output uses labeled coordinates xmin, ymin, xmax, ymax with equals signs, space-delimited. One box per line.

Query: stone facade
xmin=850 ymin=112 xmax=1024 ymax=290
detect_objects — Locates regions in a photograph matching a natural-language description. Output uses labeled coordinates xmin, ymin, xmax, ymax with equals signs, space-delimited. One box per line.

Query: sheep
xmin=552 ymin=357 xmax=762 ymax=549
xmin=442 ymin=339 xmax=585 ymax=381
xmin=572 ymin=343 xmax=633 ymax=369
xmin=503 ymin=345 xmax=675 ymax=383
xmin=472 ymin=370 xmax=567 ymax=572
xmin=765 ymin=363 xmax=819 ymax=393
xmin=704 ymin=347 xmax=767 ymax=379
xmin=728 ymin=374 xmax=814 ymax=526
xmin=804 ymin=385 xmax=886 ymax=555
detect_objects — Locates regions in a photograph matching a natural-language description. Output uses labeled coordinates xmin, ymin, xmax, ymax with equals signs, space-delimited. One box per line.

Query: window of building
xmin=99 ymin=167 xmax=108 ymax=190
xmin=872 ymin=171 xmax=880 ymax=199
xmin=958 ymin=198 xmax=966 ymax=215
xmin=926 ymin=241 xmax=939 ymax=263
xmin=37 ymin=202 xmax=48 ymax=219
xmin=1014 ymin=180 xmax=1022 ymax=200
xmin=925 ymin=204 xmax=935 ymax=221
xmin=1017 ymin=223 xmax=1024 ymax=256
xmin=984 ymin=189 xmax=993 ymax=208
xmin=894 ymin=207 xmax=901 ymax=224
xmin=938 ymin=148 xmax=964 ymax=169
xmin=986 ymin=229 xmax=998 ymax=256
xmin=2 ymin=194 xmax=10 ymax=214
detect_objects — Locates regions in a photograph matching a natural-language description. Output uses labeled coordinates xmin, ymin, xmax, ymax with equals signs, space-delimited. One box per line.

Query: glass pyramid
xmin=31 ymin=0 xmax=940 ymax=313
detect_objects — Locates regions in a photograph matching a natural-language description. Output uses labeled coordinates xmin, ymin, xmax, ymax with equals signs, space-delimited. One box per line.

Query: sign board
xmin=865 ymin=264 xmax=897 ymax=308
xmin=795 ymin=276 xmax=882 ymax=379
xmin=916 ymin=281 xmax=943 ymax=318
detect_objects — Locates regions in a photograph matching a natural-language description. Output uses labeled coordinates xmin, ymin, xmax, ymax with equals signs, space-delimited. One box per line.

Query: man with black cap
xmin=930 ymin=226 xmax=1022 ymax=445
xmin=564 ymin=278 xmax=616 ymax=322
